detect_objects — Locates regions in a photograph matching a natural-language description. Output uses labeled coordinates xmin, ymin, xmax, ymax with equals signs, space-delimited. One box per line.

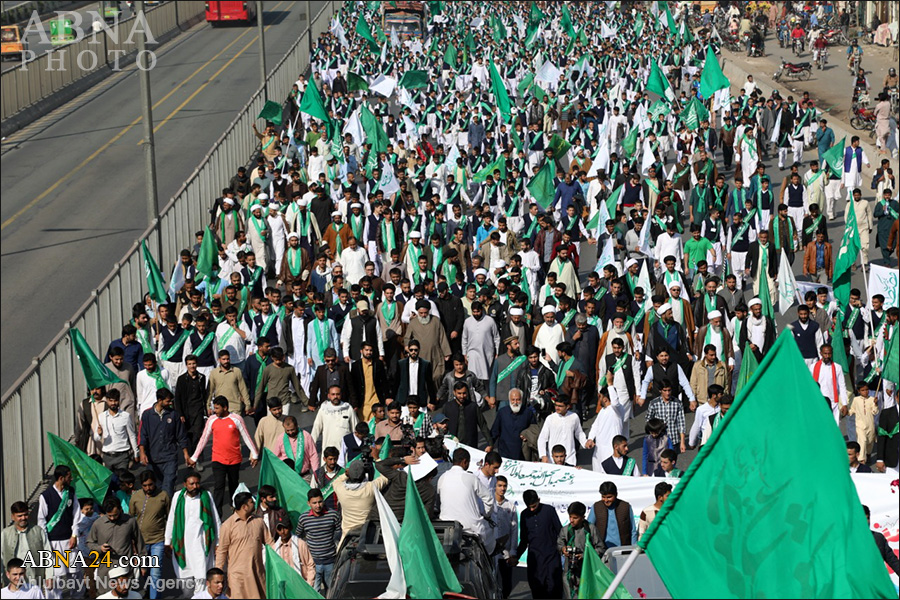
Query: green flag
xmin=347 ymin=71 xmax=369 ymax=92
xmin=528 ymin=2 xmax=545 ymax=26
xmin=464 ymin=30 xmax=475 ymax=51
xmin=547 ymin=134 xmax=572 ymax=160
xmin=489 ymin=60 xmax=512 ymax=123
xmin=258 ymin=449 xmax=311 ymax=527
xmin=648 ymin=98 xmax=671 ymax=119
xmin=399 ymin=70 xmax=429 ymax=89
xmin=196 ymin=227 xmax=219 ymax=280
xmin=69 ymin=327 xmax=125 ymax=390
xmin=577 ymin=26 xmax=588 ymax=46
xmin=257 ymin=100 xmax=283 ymax=126
xmin=639 ymin=333 xmax=897 ymax=598
xmin=473 ymin=156 xmax=507 ymax=183
xmin=47 ymin=432 xmax=113 ymax=504
xmin=680 ymin=97 xmax=710 ymax=131
xmin=833 ymin=198 xmax=861 ymax=314
xmin=517 ymin=72 xmax=535 ymax=98
xmin=355 ymin=13 xmax=378 ymax=52
xmin=605 ymin=183 xmax=624 ymax=217
xmin=622 ymin=127 xmax=639 ymax=159
xmin=140 ymin=240 xmax=168 ymax=304
xmin=735 ymin=341 xmax=759 ymax=395
xmin=646 ymin=61 xmax=674 ymax=102
xmin=561 ymin=5 xmax=576 ymax=38
xmin=527 ymin=161 xmax=556 ymax=210
xmin=511 ymin=129 xmax=523 ymax=152
xmin=298 ymin=79 xmax=332 ymax=126
xmin=491 ymin=15 xmax=507 ymax=42
xmin=265 ymin=546 xmax=323 ymax=599
xmin=882 ymin=325 xmax=899 ymax=384
xmin=822 ymin=137 xmax=846 ymax=179
xmin=529 ymin=82 xmax=548 ymax=103
xmin=634 ymin=13 xmax=644 ymax=36
xmin=698 ymin=46 xmax=730 ymax=99
xmin=578 ymin=541 xmax=632 ymax=599
xmin=443 ymin=42 xmax=457 ymax=69
xmin=398 ymin=472 xmax=462 ymax=598
xmin=360 ymin=103 xmax=389 ymax=154
xmin=525 ymin=21 xmax=540 ymax=48
xmin=664 ymin=3 xmax=678 ymax=36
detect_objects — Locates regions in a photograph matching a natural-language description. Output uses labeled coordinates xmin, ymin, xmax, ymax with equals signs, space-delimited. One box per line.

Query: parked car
xmin=328 ymin=520 xmax=501 ymax=599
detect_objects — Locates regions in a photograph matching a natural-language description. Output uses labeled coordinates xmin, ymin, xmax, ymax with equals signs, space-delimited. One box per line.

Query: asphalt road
xmin=0 ymin=0 xmax=325 ymax=392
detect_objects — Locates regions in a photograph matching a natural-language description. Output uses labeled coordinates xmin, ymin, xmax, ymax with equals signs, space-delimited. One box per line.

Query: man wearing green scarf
xmin=164 ymin=471 xmax=221 ymax=588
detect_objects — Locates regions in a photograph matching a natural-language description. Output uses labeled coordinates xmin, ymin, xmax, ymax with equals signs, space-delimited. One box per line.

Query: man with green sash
xmin=275 ymin=415 xmax=319 ymax=482
xmin=37 ymin=466 xmax=81 ymax=590
xmin=653 ymin=448 xmax=683 ymax=479
xmin=874 ymin=187 xmax=899 ymax=265
xmin=599 ymin=434 xmax=640 ymax=476
xmin=164 ymin=471 xmax=220 ymax=588
xmin=157 ymin=315 xmax=190 ymax=388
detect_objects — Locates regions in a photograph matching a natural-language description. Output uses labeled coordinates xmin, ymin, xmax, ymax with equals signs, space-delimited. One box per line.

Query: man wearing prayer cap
xmin=533 ymin=304 xmax=567 ymax=364
xmin=214 ymin=194 xmax=244 ymax=247
xmin=644 ymin=297 xmax=694 ymax=376
xmin=404 ymin=296 xmax=452 ymax=389
xmin=501 ymin=307 xmax=534 ymax=353
xmin=246 ymin=202 xmax=271 ymax=271
xmin=322 ymin=210 xmax=351 ymax=260
xmin=402 ymin=230 xmax=427 ymax=278
xmin=278 ymin=231 xmax=312 ymax=291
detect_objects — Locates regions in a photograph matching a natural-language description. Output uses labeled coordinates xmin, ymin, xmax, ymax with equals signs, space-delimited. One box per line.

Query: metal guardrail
xmin=0 ymin=0 xmax=336 ymax=513
xmin=1 ymin=1 xmax=205 ymax=121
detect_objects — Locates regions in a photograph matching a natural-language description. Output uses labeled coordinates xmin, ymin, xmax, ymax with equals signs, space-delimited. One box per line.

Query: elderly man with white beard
xmin=736 ymin=298 xmax=776 ymax=362
xmin=532 ymin=305 xmax=566 ymax=367
xmin=692 ymin=311 xmax=734 ymax=370
xmin=490 ymin=388 xmax=538 ymax=460
xmin=404 ymin=300 xmax=452 ymax=390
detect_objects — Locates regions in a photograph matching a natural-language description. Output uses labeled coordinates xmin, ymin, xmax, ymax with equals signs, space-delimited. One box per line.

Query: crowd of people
xmin=3 ymin=1 xmax=899 ymax=599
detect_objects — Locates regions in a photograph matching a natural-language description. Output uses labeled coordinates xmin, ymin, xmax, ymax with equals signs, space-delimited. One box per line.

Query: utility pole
xmin=136 ymin=0 xmax=160 ymax=256
xmin=257 ymin=0 xmax=267 ymax=99
xmin=306 ymin=0 xmax=313 ymax=53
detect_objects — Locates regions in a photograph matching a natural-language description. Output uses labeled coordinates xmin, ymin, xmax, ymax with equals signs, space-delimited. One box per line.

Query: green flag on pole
xmin=525 ymin=21 xmax=540 ymax=48
xmin=517 ymin=72 xmax=535 ymax=98
xmin=69 ymin=327 xmax=124 ymax=389
xmin=473 ymin=156 xmax=507 ymax=183
xmin=398 ymin=473 xmax=462 ymax=598
xmin=257 ymin=100 xmax=283 ymax=126
xmin=443 ymin=43 xmax=457 ymax=69
xmin=265 ymin=546 xmax=324 ymax=599
xmin=735 ymin=342 xmax=759 ymax=395
xmin=196 ymin=227 xmax=219 ymax=280
xmin=491 ymin=15 xmax=507 ymax=42
xmin=399 ymin=70 xmax=429 ymax=89
xmin=140 ymin=240 xmax=168 ymax=304
xmin=528 ymin=2 xmax=545 ymax=26
xmin=578 ymin=541 xmax=632 ymax=599
xmin=355 ymin=13 xmax=379 ymax=52
xmin=258 ymin=449 xmax=311 ymax=528
xmin=527 ymin=161 xmax=556 ymax=210
xmin=360 ymin=103 xmax=390 ymax=154
xmin=680 ymin=97 xmax=710 ymax=131
xmin=47 ymin=432 xmax=113 ymax=505
xmin=489 ymin=60 xmax=512 ymax=123
xmin=698 ymin=46 xmax=730 ymax=99
xmin=622 ymin=127 xmax=639 ymax=159
xmin=298 ymin=79 xmax=332 ymax=125
xmin=639 ymin=333 xmax=897 ymax=598
xmin=822 ymin=137 xmax=846 ymax=179
xmin=833 ymin=198 xmax=861 ymax=315
xmin=882 ymin=326 xmax=899 ymax=384
xmin=547 ymin=134 xmax=572 ymax=160
xmin=664 ymin=3 xmax=678 ymax=36
xmin=347 ymin=71 xmax=369 ymax=92
xmin=561 ymin=5 xmax=576 ymax=38
xmin=646 ymin=61 xmax=674 ymax=102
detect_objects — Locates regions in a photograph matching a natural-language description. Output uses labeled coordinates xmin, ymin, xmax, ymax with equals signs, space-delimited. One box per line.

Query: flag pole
xmin=858 ymin=251 xmax=874 ymax=341
xmin=601 ymin=546 xmax=642 ymax=599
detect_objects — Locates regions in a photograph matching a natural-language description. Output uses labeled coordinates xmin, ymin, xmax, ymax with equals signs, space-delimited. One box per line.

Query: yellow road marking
xmin=2 ymin=1 xmax=290 ymax=230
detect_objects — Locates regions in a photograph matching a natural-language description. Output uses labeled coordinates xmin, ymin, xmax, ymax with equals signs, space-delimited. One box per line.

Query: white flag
xmin=535 ymin=60 xmax=561 ymax=84
xmin=343 ymin=108 xmax=366 ymax=146
xmin=330 ymin=17 xmax=348 ymax=47
xmin=770 ymin=109 xmax=782 ymax=144
xmin=598 ymin=237 xmax=615 ymax=270
xmin=379 ymin=162 xmax=402 ymax=198
xmin=637 ymin=258 xmax=652 ymax=290
xmin=390 ymin=26 xmax=400 ymax=48
xmin=370 ymin=74 xmax=397 ymax=98
xmin=398 ymin=87 xmax=418 ymax=113
xmin=375 ymin=490 xmax=406 ymax=599
xmin=640 ymin=139 xmax=655 ymax=175
xmin=403 ymin=115 xmax=420 ymax=142
xmin=600 ymin=21 xmax=616 ymax=38
xmin=777 ymin=248 xmax=799 ymax=313
xmin=638 ymin=218 xmax=653 ymax=257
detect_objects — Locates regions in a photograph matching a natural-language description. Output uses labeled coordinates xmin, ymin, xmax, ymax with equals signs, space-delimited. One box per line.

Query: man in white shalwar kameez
xmin=461 ymin=303 xmax=500 ymax=384
xmin=437 ymin=450 xmax=496 ymax=554
xmin=164 ymin=476 xmax=221 ymax=593
xmin=246 ymin=204 xmax=271 ymax=272
xmin=841 ymin=139 xmax=870 ymax=200
xmin=306 ymin=306 xmax=341 ymax=370
xmin=737 ymin=124 xmax=760 ymax=184
xmin=267 ymin=204 xmax=288 ymax=278
xmin=533 ymin=305 xmax=567 ymax=365
xmin=547 ymin=246 xmax=581 ymax=296
xmin=587 ymin=382 xmax=627 ymax=471
xmin=286 ymin=304 xmax=311 ymax=395
xmin=340 ymin=236 xmax=369 ymax=286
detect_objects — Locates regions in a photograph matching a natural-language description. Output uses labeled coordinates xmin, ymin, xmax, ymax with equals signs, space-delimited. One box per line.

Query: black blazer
xmin=349 ymin=359 xmax=390 ymax=409
xmin=396 ymin=358 xmax=437 ymax=407
xmin=745 ymin=241 xmax=779 ymax=279
xmin=309 ymin=363 xmax=352 ymax=408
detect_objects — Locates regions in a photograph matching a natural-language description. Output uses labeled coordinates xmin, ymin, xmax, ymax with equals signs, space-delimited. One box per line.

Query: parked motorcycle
xmin=774 ymin=58 xmax=812 ymax=82
xmin=850 ymin=105 xmax=876 ymax=131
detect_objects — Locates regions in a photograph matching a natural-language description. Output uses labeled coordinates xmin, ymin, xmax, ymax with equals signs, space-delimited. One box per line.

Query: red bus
xmin=206 ymin=1 xmax=257 ymax=24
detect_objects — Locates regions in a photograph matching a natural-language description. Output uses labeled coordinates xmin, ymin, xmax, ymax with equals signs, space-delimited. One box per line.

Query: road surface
xmin=0 ymin=0 xmax=325 ymax=392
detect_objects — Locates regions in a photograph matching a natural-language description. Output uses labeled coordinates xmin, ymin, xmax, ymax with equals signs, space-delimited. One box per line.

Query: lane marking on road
xmin=147 ymin=1 xmax=295 ymax=138
xmin=1 ymin=4 xmax=293 ymax=231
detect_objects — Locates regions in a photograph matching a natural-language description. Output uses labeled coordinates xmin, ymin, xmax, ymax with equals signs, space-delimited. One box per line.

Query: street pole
xmin=257 ymin=0 xmax=267 ymax=99
xmin=306 ymin=0 xmax=312 ymax=53
xmin=135 ymin=0 xmax=160 ymax=257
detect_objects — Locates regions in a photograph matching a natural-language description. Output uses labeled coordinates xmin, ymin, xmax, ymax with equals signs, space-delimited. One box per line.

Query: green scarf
xmin=497 ymin=355 xmax=527 ymax=383
xmin=287 ymin=247 xmax=303 ymax=277
xmin=171 ymin=489 xmax=216 ymax=569
xmin=148 ymin=368 xmax=169 ymax=391
xmin=312 ymin=318 xmax=329 ymax=362
xmin=283 ymin=432 xmax=306 ymax=475
xmin=878 ymin=423 xmax=900 ymax=438
xmin=380 ymin=301 xmax=397 ymax=324
xmin=161 ymin=329 xmax=191 ymax=362
xmin=46 ymin=487 xmax=71 ymax=532
xmin=555 ymin=357 xmax=575 ymax=388
xmin=332 ymin=223 xmax=345 ymax=255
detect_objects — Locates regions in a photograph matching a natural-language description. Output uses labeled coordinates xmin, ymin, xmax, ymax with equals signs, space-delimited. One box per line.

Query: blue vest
xmin=792 ymin=321 xmax=820 ymax=359
xmin=42 ymin=486 xmax=75 ymax=542
xmin=844 ymin=147 xmax=863 ymax=172
xmin=787 ymin=184 xmax=805 ymax=208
